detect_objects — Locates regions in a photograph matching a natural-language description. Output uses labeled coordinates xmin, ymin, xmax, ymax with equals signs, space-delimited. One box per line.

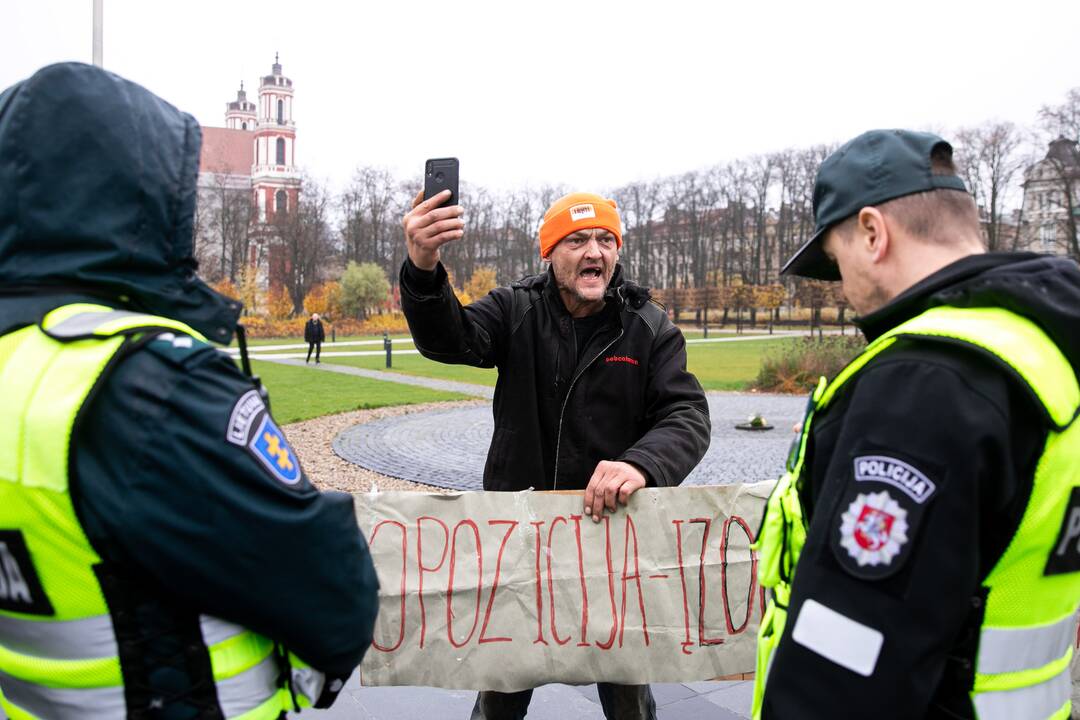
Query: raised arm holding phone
xmin=401 ymin=177 xmax=711 ymax=720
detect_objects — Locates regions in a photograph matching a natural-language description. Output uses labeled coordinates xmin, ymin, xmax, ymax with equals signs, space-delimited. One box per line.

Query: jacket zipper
xmin=552 ymin=327 xmax=625 ymax=490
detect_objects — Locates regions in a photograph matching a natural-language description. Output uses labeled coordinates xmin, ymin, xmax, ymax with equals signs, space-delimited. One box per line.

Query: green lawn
xmin=238 ymin=332 xmax=801 ymax=424
xmin=686 ymin=337 xmax=801 ymax=390
xmin=680 ymin=329 xmax=770 ymax=340
xmin=327 ymin=353 xmax=498 ymax=386
xmin=249 ymin=359 xmax=469 ymax=424
xmin=305 ymin=336 xmax=800 ymax=392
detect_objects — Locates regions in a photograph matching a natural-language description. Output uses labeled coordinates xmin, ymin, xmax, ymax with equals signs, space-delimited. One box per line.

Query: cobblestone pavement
xmin=333 ymin=392 xmax=805 ymax=491
xmin=289 ymin=672 xmax=753 ymax=719
xmin=269 ymin=358 xmax=494 ymax=398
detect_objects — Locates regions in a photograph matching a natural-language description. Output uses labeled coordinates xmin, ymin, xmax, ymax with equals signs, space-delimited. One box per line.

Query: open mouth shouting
xmin=579 ymin=265 xmax=605 ymax=282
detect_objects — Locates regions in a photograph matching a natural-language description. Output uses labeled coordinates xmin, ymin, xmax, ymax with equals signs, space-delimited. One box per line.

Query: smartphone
xmin=423 ymin=157 xmax=459 ymax=207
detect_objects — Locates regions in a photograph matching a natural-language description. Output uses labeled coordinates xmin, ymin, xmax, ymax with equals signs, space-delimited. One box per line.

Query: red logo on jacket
xmin=605 ymin=355 xmax=639 ymax=366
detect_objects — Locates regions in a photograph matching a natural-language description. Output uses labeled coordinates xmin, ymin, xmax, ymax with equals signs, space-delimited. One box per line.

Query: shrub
xmin=360 ymin=312 xmax=410 ymax=335
xmin=324 ymin=281 xmax=343 ymax=319
xmin=234 ymin=313 xmax=410 ymax=339
xmin=340 ymin=262 xmax=390 ymax=319
xmin=753 ymin=336 xmax=866 ymax=394
xmin=239 ymin=316 xmax=305 ymax=338
xmin=327 ymin=318 xmax=365 ymax=337
xmin=464 ymin=266 xmax=498 ymax=299
xmin=211 ymin=278 xmax=238 ymax=300
xmin=267 ymin=286 xmax=294 ymax=320
xmin=303 ymin=284 xmax=329 ymax=316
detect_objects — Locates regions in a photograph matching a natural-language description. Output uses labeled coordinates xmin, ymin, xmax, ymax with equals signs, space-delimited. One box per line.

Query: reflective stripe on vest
xmin=972 ymin=664 xmax=1072 ymax=720
xmin=43 ymin=308 xmax=203 ymax=341
xmin=0 ymin=614 xmax=275 ymax=672
xmin=0 ymin=652 xmax=283 ymax=720
xmin=976 ymin=612 xmax=1077 ymax=675
xmin=751 ymin=305 xmax=1080 ymax=720
xmin=0 ymin=304 xmax=294 ymax=720
xmin=289 ymin=654 xmax=328 ymax=709
xmin=0 ymin=614 xmax=118 ymax=660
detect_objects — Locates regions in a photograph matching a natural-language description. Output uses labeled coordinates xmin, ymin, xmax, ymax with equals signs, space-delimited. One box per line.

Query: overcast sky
xmin=5 ymin=1 xmax=1079 ymax=193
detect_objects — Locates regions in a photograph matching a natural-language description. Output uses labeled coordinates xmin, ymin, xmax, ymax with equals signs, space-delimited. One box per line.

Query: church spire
xmin=225 ymin=76 xmax=256 ymax=130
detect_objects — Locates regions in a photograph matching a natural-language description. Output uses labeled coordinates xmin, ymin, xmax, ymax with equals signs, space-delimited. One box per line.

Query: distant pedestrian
xmin=305 ymin=312 xmax=325 ymax=363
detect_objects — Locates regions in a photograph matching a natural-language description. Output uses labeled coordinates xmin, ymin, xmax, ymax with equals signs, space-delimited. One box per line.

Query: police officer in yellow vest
xmin=751 ymin=129 xmax=1080 ymax=719
xmin=0 ymin=64 xmax=379 ymax=718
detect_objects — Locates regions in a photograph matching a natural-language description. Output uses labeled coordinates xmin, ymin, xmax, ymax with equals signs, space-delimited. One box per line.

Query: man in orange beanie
xmin=400 ymin=189 xmax=710 ymax=720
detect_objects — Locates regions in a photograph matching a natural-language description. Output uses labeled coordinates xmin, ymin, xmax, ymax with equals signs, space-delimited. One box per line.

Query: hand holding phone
xmin=404 ymin=158 xmax=464 ymax=271
xmin=423 ymin=157 xmax=459 ymax=207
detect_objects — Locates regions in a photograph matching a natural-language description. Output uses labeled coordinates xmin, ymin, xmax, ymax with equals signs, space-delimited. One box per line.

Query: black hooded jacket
xmin=400 ymin=259 xmax=711 ymax=491
xmin=0 ymin=64 xmax=377 ymax=715
xmin=304 ymin=317 xmax=325 ymax=344
xmin=762 ymin=252 xmax=1080 ymax=720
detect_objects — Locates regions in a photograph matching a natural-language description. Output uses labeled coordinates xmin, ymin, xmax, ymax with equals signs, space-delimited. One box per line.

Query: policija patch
xmin=832 ymin=454 xmax=937 ymax=580
xmin=853 ymin=455 xmax=936 ymax=504
xmin=227 ymin=390 xmax=303 ymax=487
xmin=1045 ymin=486 xmax=1080 ymax=576
xmin=0 ymin=529 xmax=54 ymax=615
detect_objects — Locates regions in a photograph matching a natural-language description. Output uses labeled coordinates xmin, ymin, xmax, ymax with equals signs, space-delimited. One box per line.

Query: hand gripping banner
xmin=355 ymin=483 xmax=773 ymax=691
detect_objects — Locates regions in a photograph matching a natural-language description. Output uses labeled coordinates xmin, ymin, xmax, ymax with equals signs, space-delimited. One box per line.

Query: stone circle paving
xmin=333 ymin=393 xmax=806 ymax=491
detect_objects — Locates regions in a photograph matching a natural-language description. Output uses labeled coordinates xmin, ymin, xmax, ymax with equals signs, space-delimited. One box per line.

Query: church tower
xmin=252 ymin=54 xmax=300 ymax=224
xmin=225 ymin=82 xmax=256 ymax=130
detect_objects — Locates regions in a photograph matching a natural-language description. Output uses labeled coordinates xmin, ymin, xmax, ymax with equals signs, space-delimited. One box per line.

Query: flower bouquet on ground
xmin=735 ymin=413 xmax=774 ymax=431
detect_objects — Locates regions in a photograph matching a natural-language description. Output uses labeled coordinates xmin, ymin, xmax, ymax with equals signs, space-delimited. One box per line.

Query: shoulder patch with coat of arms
xmin=839 ymin=491 xmax=909 ymax=568
xmin=830 ymin=453 xmax=938 ymax=580
xmin=226 ymin=389 xmax=304 ymax=488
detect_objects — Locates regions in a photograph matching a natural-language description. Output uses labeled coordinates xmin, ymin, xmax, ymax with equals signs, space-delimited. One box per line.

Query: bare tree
xmin=340 ymin=166 xmax=401 ymax=268
xmin=203 ymin=172 xmax=256 ymax=282
xmin=191 ymin=191 xmax=216 ymax=278
xmin=1040 ymin=88 xmax=1080 ymax=142
xmin=274 ymin=177 xmax=336 ymax=313
xmin=195 ymin=138 xmax=256 ymax=282
xmin=955 ymin=122 xmax=1024 ymax=251
xmin=612 ymin=180 xmax=661 ymax=287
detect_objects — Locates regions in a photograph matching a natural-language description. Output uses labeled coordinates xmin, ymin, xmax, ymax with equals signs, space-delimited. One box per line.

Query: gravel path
xmin=305 ymin=392 xmax=805 ymax=492
xmin=282 ymin=400 xmax=486 ymax=493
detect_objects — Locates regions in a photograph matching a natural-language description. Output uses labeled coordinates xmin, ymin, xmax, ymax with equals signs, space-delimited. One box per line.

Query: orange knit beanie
xmin=538 ymin=192 xmax=622 ymax=258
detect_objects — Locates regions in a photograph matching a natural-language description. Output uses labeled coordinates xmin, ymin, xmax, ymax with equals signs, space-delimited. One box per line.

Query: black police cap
xmin=781 ymin=129 xmax=968 ymax=281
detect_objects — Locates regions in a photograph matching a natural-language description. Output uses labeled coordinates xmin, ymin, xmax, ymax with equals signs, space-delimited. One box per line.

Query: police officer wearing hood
xmin=0 ymin=64 xmax=378 ymax=718
xmin=751 ymin=130 xmax=1080 ymax=719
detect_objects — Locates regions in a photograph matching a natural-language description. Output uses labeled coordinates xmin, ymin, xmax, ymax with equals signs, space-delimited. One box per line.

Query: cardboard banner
xmin=1073 ymin=625 xmax=1080 ymax=712
xmin=355 ymin=483 xmax=773 ymax=691
xmin=354 ymin=483 xmax=1080 ymax=705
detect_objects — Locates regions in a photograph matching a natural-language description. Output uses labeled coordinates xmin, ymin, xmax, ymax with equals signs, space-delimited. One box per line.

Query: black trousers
xmin=306 ymin=341 xmax=321 ymax=362
xmin=470 ymin=684 xmax=656 ymax=720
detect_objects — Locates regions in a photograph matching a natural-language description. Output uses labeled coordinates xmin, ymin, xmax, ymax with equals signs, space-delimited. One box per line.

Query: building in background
xmin=196 ymin=55 xmax=300 ymax=288
xmin=1018 ymin=137 xmax=1080 ymax=257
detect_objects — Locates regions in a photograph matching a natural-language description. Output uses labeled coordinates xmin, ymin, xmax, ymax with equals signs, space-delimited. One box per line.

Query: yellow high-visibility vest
xmin=751 ymin=306 xmax=1080 ymax=720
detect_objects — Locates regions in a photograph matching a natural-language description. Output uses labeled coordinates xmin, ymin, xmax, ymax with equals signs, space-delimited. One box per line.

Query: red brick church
xmin=196 ymin=55 xmax=300 ymax=288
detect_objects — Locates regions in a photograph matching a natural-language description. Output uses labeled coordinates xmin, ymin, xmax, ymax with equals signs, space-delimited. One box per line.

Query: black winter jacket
xmin=305 ymin=318 xmax=325 ymax=343
xmin=0 ymin=63 xmax=377 ymax=715
xmin=762 ymin=252 xmax=1080 ymax=720
xmin=400 ymin=259 xmax=711 ymax=491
